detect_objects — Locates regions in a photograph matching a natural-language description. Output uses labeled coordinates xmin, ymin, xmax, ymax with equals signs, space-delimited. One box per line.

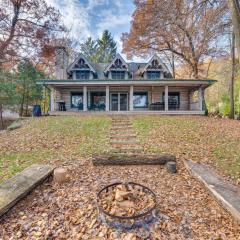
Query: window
xmin=147 ymin=71 xmax=161 ymax=79
xmin=71 ymin=92 xmax=83 ymax=109
xmin=75 ymin=71 xmax=90 ymax=79
xmin=163 ymin=92 xmax=180 ymax=110
xmin=133 ymin=92 xmax=148 ymax=108
xmin=111 ymin=71 xmax=125 ymax=80
xmin=91 ymin=92 xmax=106 ymax=108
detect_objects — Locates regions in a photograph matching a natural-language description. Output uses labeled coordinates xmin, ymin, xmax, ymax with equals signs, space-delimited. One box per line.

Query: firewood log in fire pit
xmin=97 ymin=182 xmax=156 ymax=220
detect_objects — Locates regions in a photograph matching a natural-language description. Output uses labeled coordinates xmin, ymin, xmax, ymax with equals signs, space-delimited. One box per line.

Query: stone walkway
xmin=109 ymin=116 xmax=143 ymax=155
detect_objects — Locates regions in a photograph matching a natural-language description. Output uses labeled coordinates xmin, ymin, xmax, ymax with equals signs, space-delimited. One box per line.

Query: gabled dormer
xmin=104 ymin=54 xmax=129 ymax=80
xmin=142 ymin=54 xmax=171 ymax=79
xmin=67 ymin=54 xmax=96 ymax=80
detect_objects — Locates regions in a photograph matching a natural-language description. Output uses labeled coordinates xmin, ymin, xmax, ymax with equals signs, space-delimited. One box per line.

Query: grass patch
xmin=0 ymin=116 xmax=111 ymax=181
xmin=131 ymin=115 xmax=240 ymax=180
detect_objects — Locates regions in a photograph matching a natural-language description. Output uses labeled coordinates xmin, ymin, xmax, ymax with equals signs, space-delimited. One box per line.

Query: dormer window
xmin=142 ymin=54 xmax=171 ymax=79
xmin=147 ymin=71 xmax=161 ymax=79
xmin=76 ymin=70 xmax=90 ymax=79
xmin=67 ymin=54 xmax=96 ymax=80
xmin=104 ymin=54 xmax=129 ymax=80
xmin=112 ymin=71 xmax=125 ymax=80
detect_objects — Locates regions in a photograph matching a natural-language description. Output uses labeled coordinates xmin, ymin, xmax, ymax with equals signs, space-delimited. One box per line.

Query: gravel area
xmin=1 ymin=160 xmax=240 ymax=240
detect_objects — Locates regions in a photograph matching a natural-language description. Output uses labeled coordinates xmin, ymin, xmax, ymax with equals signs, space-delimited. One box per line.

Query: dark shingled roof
xmin=67 ymin=54 xmax=173 ymax=79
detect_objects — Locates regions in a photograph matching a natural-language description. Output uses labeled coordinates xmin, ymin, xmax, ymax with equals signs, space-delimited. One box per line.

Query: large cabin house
xmin=38 ymin=46 xmax=216 ymax=114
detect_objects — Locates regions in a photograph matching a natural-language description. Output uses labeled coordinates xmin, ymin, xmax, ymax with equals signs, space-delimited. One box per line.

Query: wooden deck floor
xmin=49 ymin=110 xmax=205 ymax=116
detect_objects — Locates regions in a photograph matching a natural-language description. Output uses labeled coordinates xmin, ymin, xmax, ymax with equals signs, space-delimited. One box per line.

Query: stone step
xmin=112 ymin=126 xmax=133 ymax=129
xmin=112 ymin=123 xmax=132 ymax=127
xmin=112 ymin=119 xmax=130 ymax=121
xmin=110 ymin=129 xmax=135 ymax=132
xmin=110 ymin=135 xmax=137 ymax=140
xmin=110 ymin=130 xmax=135 ymax=134
xmin=112 ymin=120 xmax=131 ymax=122
xmin=110 ymin=141 xmax=139 ymax=145
xmin=110 ymin=133 xmax=136 ymax=137
xmin=0 ymin=165 xmax=54 ymax=217
xmin=111 ymin=121 xmax=131 ymax=124
xmin=110 ymin=148 xmax=143 ymax=154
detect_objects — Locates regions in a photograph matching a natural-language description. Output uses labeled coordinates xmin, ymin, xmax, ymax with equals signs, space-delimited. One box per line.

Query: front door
xmin=110 ymin=93 xmax=128 ymax=111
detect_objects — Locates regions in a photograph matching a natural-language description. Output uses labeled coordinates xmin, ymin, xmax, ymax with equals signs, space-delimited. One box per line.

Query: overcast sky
xmin=46 ymin=0 xmax=136 ymax=59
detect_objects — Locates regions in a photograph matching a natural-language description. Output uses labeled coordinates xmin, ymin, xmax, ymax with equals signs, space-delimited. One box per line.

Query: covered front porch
xmin=37 ymin=79 xmax=216 ymax=115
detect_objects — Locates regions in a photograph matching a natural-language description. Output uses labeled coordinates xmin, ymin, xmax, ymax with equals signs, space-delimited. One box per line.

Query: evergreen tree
xmin=80 ymin=37 xmax=98 ymax=62
xmin=16 ymin=60 xmax=43 ymax=116
xmin=0 ymin=70 xmax=18 ymax=129
xmin=97 ymin=30 xmax=117 ymax=63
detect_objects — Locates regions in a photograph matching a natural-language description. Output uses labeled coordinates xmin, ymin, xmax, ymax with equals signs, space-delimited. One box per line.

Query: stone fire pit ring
xmin=97 ymin=182 xmax=157 ymax=229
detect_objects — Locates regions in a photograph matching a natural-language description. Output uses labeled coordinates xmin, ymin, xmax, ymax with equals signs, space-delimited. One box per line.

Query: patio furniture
xmin=149 ymin=102 xmax=164 ymax=111
xmin=78 ymin=102 xmax=83 ymax=111
xmin=98 ymin=103 xmax=106 ymax=111
xmin=57 ymin=101 xmax=66 ymax=111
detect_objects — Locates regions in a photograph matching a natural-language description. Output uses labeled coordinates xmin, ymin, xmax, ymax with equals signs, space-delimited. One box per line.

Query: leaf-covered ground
xmin=131 ymin=116 xmax=240 ymax=183
xmin=0 ymin=115 xmax=240 ymax=239
xmin=1 ymin=162 xmax=240 ymax=239
xmin=0 ymin=116 xmax=111 ymax=182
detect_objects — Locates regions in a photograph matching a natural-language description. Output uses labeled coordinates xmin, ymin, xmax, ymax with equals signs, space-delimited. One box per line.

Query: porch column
xmin=165 ymin=86 xmax=169 ymax=111
xmin=198 ymin=87 xmax=203 ymax=111
xmin=50 ymin=89 xmax=55 ymax=111
xmin=129 ymin=85 xmax=134 ymax=111
xmin=83 ymin=86 xmax=87 ymax=111
xmin=106 ymin=86 xmax=110 ymax=111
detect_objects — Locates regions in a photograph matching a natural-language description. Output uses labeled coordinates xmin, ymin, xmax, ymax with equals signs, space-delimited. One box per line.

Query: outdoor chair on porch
xmin=149 ymin=102 xmax=165 ymax=111
xmin=88 ymin=103 xmax=105 ymax=111
xmin=88 ymin=104 xmax=97 ymax=111
xmin=78 ymin=102 xmax=83 ymax=111
xmin=98 ymin=103 xmax=106 ymax=111
xmin=57 ymin=101 xmax=66 ymax=111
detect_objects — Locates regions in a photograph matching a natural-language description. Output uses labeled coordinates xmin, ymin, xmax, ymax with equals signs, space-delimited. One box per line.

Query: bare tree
xmin=122 ymin=0 xmax=230 ymax=79
xmin=0 ymin=0 xmax=65 ymax=68
xmin=228 ymin=0 xmax=240 ymax=56
xmin=230 ymin=33 xmax=236 ymax=119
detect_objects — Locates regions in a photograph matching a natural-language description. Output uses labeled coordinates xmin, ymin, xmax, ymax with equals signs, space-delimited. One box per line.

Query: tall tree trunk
xmin=192 ymin=63 xmax=199 ymax=79
xmin=172 ymin=50 xmax=175 ymax=79
xmin=19 ymin=91 xmax=25 ymax=117
xmin=25 ymin=92 xmax=29 ymax=117
xmin=0 ymin=103 xmax=4 ymax=130
xmin=228 ymin=0 xmax=240 ymax=57
xmin=43 ymin=87 xmax=46 ymax=114
xmin=0 ymin=2 xmax=21 ymax=64
xmin=230 ymin=33 xmax=235 ymax=119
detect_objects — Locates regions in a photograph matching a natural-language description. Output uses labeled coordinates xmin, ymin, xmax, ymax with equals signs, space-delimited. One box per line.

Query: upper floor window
xmin=112 ymin=71 xmax=125 ymax=80
xmin=76 ymin=71 xmax=90 ymax=79
xmin=147 ymin=71 xmax=161 ymax=79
